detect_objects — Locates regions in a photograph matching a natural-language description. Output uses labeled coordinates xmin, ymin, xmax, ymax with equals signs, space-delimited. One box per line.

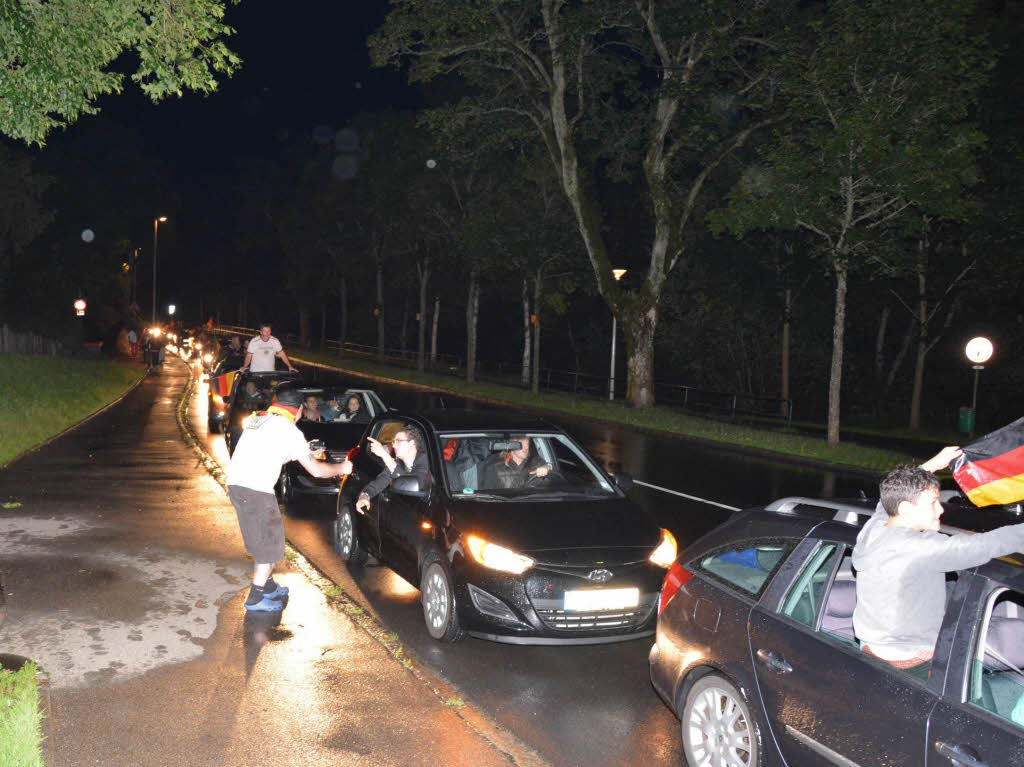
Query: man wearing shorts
xmin=225 ymin=388 xmax=350 ymax=611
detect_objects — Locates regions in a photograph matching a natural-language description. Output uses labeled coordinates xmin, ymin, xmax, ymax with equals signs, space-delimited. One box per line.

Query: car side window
xmin=780 ymin=543 xmax=842 ymax=628
xmin=967 ymin=588 xmax=1024 ymax=729
xmin=694 ymin=540 xmax=795 ymax=598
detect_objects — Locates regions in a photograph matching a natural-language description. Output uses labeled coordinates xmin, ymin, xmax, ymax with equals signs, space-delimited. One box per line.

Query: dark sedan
xmin=650 ymin=496 xmax=1024 ymax=767
xmin=332 ymin=409 xmax=678 ymax=644
xmin=276 ymin=386 xmax=387 ymax=511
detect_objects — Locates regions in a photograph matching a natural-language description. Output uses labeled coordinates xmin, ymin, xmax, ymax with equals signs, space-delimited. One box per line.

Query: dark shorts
xmin=227 ymin=485 xmax=284 ymax=564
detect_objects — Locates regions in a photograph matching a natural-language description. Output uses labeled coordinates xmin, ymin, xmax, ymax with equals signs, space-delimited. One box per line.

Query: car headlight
xmin=648 ymin=528 xmax=678 ymax=568
xmin=203 ymin=353 xmax=212 ymax=363
xmin=466 ymin=535 xmax=534 ymax=575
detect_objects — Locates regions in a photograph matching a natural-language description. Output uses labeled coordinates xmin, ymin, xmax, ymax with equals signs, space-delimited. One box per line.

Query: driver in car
xmin=481 ymin=435 xmax=552 ymax=489
xmin=355 ymin=425 xmax=430 ymax=512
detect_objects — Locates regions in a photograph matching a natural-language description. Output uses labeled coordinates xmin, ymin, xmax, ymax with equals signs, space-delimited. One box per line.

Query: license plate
xmin=563 ymin=587 xmax=639 ymax=612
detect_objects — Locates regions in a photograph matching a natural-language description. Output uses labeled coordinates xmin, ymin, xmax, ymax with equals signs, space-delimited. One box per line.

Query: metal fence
xmin=0 ymin=324 xmax=64 ymax=356
xmin=210 ymin=324 xmax=793 ymax=426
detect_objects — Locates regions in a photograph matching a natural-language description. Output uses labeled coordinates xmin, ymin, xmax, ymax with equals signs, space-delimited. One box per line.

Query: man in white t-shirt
xmin=240 ymin=323 xmax=297 ymax=373
xmin=226 ymin=388 xmax=351 ymax=611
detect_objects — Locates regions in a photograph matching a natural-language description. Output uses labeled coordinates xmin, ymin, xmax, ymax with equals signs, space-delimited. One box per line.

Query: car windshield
xmin=438 ymin=432 xmax=616 ymax=499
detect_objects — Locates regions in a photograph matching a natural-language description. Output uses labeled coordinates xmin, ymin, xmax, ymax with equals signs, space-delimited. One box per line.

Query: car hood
xmin=450 ymin=496 xmax=661 ymax=557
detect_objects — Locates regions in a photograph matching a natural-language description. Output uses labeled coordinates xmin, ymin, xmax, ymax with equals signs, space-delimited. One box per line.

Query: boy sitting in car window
xmin=853 ymin=450 xmax=1024 ymax=680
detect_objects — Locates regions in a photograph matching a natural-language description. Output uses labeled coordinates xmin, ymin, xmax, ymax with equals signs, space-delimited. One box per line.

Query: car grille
xmin=529 ymin=595 xmax=657 ymax=633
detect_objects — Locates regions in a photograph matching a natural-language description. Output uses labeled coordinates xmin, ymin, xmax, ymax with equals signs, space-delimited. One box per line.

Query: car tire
xmin=681 ymin=674 xmax=760 ymax=767
xmin=333 ymin=505 xmax=367 ymax=565
xmin=277 ymin=470 xmax=294 ymax=503
xmin=420 ymin=553 xmax=465 ymax=643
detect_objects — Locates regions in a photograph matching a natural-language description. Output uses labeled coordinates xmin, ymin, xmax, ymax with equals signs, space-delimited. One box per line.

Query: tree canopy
xmin=0 ymin=0 xmax=240 ymax=145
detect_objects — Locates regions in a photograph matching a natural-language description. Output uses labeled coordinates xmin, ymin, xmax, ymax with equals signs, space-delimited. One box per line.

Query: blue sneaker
xmin=244 ymin=595 xmax=284 ymax=612
xmin=263 ymin=583 xmax=289 ymax=600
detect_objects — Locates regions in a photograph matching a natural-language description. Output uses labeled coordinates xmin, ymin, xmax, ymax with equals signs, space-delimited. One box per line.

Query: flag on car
xmin=952 ymin=416 xmax=1024 ymax=507
xmin=213 ymin=371 xmax=235 ymax=401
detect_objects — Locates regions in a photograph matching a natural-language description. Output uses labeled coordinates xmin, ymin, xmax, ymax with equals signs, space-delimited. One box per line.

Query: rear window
xmin=691 ymin=540 xmax=795 ymax=598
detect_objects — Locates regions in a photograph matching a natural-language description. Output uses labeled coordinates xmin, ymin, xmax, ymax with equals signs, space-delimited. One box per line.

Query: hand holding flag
xmin=952 ymin=417 xmax=1024 ymax=507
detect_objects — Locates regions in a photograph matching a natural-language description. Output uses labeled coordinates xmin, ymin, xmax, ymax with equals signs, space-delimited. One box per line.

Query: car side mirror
xmin=391 ymin=475 xmax=427 ymax=498
xmin=613 ymin=473 xmax=634 ymax=493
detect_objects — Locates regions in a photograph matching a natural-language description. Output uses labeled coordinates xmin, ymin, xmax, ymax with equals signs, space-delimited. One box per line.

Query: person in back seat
xmin=852 ymin=454 xmax=1024 ymax=680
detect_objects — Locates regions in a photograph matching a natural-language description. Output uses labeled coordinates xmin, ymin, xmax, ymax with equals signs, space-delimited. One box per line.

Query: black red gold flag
xmin=952 ymin=416 xmax=1024 ymax=507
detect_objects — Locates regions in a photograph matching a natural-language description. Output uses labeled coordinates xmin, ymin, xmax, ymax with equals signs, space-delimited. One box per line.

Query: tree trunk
xmin=320 ymin=305 xmax=327 ymax=350
xmin=298 ymin=304 xmax=311 ymax=349
xmin=873 ymin=304 xmax=890 ymax=386
xmin=430 ymin=296 xmax=439 ymax=369
xmin=909 ymin=263 xmax=928 ymax=431
xmin=466 ymin=269 xmax=479 ymax=383
xmin=531 ymin=271 xmax=542 ymax=394
xmin=826 ymin=261 xmax=848 ymax=447
xmin=400 ymin=295 xmax=409 ymax=356
xmin=417 ymin=256 xmax=430 ymax=372
xmin=521 ymin=277 xmax=531 ymax=386
xmin=338 ymin=276 xmax=347 ymax=358
xmin=623 ymin=306 xmax=658 ymax=408
xmin=780 ymin=287 xmax=791 ymax=418
xmin=375 ymin=261 xmax=385 ymax=362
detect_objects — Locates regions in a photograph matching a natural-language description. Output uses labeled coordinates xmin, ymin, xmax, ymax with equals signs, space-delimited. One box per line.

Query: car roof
xmin=396 ymin=408 xmax=559 ymax=433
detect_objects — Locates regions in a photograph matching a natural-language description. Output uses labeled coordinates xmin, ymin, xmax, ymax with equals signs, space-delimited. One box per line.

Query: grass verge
xmin=0 ymin=353 xmax=143 ymax=468
xmin=0 ymin=661 xmax=44 ymax=767
xmin=296 ymin=351 xmax=934 ymax=473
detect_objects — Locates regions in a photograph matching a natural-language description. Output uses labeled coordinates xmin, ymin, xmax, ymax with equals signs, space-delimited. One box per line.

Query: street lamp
xmin=152 ymin=216 xmax=167 ymax=323
xmin=609 ymin=268 xmax=627 ymax=401
xmin=168 ymin=304 xmax=176 ymax=317
xmin=73 ymin=298 xmax=87 ymax=317
xmin=965 ymin=336 xmax=993 ymax=438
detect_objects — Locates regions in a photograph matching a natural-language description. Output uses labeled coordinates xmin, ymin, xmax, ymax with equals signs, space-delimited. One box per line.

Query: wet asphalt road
xmin=195 ymin=361 xmax=885 ymax=767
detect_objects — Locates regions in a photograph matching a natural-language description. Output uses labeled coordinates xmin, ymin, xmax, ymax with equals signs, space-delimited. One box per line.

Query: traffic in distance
xmin=174 ymin=330 xmax=1024 ymax=766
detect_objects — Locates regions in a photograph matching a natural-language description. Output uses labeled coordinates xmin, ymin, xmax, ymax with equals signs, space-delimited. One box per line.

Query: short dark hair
xmin=879 ymin=465 xmax=940 ymax=517
xmin=259 ymin=322 xmax=271 ymax=330
xmin=397 ymin=423 xmax=424 ymax=454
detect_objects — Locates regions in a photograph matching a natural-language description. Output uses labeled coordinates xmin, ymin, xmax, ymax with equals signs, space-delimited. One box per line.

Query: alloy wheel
xmin=683 ymin=679 xmax=756 ymax=767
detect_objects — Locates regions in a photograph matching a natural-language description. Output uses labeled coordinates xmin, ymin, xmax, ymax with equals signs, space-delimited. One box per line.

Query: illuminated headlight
xmin=195 ymin=342 xmax=202 ymax=350
xmin=466 ymin=535 xmax=534 ymax=575
xmin=648 ymin=528 xmax=678 ymax=568
xmin=203 ymin=353 xmax=212 ymax=363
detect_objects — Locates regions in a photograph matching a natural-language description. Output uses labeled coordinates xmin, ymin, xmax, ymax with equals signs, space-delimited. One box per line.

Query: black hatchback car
xmin=333 ymin=409 xmax=678 ymax=644
xmin=222 ymin=370 xmax=304 ymax=454
xmin=650 ymin=496 xmax=1024 ymax=767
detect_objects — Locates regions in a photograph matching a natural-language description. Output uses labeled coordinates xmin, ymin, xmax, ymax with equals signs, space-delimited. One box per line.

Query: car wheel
xmin=681 ymin=675 xmax=760 ymax=767
xmin=420 ymin=553 xmax=465 ymax=643
xmin=333 ymin=505 xmax=367 ymax=565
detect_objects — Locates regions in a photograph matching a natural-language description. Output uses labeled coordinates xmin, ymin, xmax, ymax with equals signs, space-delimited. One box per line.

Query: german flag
xmin=212 ymin=371 xmax=235 ymax=404
xmin=952 ymin=417 xmax=1024 ymax=507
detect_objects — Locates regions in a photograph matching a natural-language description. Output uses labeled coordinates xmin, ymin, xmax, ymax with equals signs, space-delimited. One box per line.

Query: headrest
xmin=985 ymin=617 xmax=1024 ymax=671
xmin=825 ymin=580 xmax=857 ymax=618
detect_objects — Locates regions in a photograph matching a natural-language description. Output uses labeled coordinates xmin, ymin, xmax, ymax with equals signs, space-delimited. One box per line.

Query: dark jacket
xmin=481 ymin=452 xmax=549 ymax=490
xmin=363 ymin=450 xmax=430 ymax=499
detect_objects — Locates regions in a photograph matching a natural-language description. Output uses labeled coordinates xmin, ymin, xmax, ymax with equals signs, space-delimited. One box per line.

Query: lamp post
xmin=965 ymin=336 xmax=993 ymax=438
xmin=608 ymin=268 xmax=627 ymax=401
xmin=152 ymin=216 xmax=167 ymax=323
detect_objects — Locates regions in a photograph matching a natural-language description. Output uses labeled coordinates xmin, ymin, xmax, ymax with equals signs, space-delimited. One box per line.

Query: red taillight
xmin=658 ymin=561 xmax=693 ymax=615
xmin=346 ymin=445 xmax=360 ymax=461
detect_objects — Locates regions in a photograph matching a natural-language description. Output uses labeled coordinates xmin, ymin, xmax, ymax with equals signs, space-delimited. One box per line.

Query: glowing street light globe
xmin=965 ymin=337 xmax=993 ymax=365
xmin=73 ymin=298 xmax=87 ymax=316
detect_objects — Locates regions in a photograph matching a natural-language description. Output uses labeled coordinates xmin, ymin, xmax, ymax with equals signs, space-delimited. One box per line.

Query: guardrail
xmin=209 ymin=324 xmax=793 ymax=426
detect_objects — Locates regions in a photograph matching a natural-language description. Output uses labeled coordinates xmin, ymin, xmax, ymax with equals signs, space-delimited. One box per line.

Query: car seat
xmin=821 ymin=579 xmax=857 ymax=642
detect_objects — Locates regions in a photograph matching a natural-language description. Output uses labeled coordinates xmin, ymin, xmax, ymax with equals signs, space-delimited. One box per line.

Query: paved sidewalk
xmin=0 ymin=358 xmax=515 ymax=766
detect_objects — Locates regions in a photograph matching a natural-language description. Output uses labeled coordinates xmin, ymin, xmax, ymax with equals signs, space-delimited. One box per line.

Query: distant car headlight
xmin=195 ymin=342 xmax=202 ymax=350
xmin=466 ymin=535 xmax=534 ymax=575
xmin=648 ymin=528 xmax=678 ymax=568
xmin=203 ymin=353 xmax=212 ymax=363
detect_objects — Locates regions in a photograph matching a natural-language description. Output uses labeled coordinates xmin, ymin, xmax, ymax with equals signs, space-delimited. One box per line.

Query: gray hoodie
xmin=852 ymin=508 xmax=1024 ymax=659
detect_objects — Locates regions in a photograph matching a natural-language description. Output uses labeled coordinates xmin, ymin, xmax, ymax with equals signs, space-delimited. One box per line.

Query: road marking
xmin=633 ymin=479 xmax=741 ymax=512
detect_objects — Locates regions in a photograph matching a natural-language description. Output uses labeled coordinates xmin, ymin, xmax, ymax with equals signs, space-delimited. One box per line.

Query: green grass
xmin=0 ymin=354 xmax=143 ymax=468
xmin=297 ymin=350 xmax=934 ymax=472
xmin=0 ymin=662 xmax=44 ymax=767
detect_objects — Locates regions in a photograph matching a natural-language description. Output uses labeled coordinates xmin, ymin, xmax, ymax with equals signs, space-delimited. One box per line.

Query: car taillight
xmin=346 ymin=446 xmax=360 ymax=461
xmin=658 ymin=561 xmax=693 ymax=615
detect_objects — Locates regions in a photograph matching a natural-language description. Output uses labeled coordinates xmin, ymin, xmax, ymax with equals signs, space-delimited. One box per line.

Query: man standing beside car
xmin=240 ymin=323 xmax=298 ymax=373
xmin=355 ymin=426 xmax=430 ymax=513
xmin=226 ymin=388 xmax=351 ymax=611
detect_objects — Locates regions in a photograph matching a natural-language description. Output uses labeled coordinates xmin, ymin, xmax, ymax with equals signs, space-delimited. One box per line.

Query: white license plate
xmin=563 ymin=587 xmax=639 ymax=612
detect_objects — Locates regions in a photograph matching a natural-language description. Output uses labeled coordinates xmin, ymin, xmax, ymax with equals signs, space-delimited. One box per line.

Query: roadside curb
xmin=293 ymin=356 xmax=885 ymax=478
xmin=175 ymin=356 xmax=552 ymax=767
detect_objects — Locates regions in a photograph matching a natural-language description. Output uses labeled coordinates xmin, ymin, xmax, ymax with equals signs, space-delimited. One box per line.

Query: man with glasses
xmin=355 ymin=425 xmax=429 ymax=512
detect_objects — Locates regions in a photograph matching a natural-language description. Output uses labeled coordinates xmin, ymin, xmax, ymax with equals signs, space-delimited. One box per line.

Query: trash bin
xmin=958 ymin=405 xmax=975 ymax=435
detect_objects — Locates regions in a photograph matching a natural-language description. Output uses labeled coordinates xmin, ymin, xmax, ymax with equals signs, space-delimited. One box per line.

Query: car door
xmin=348 ymin=420 xmax=405 ymax=556
xmin=748 ymin=533 xmax=938 ymax=767
xmin=927 ymin=575 xmax=1024 ymax=767
xmin=379 ymin=426 xmax=432 ymax=584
